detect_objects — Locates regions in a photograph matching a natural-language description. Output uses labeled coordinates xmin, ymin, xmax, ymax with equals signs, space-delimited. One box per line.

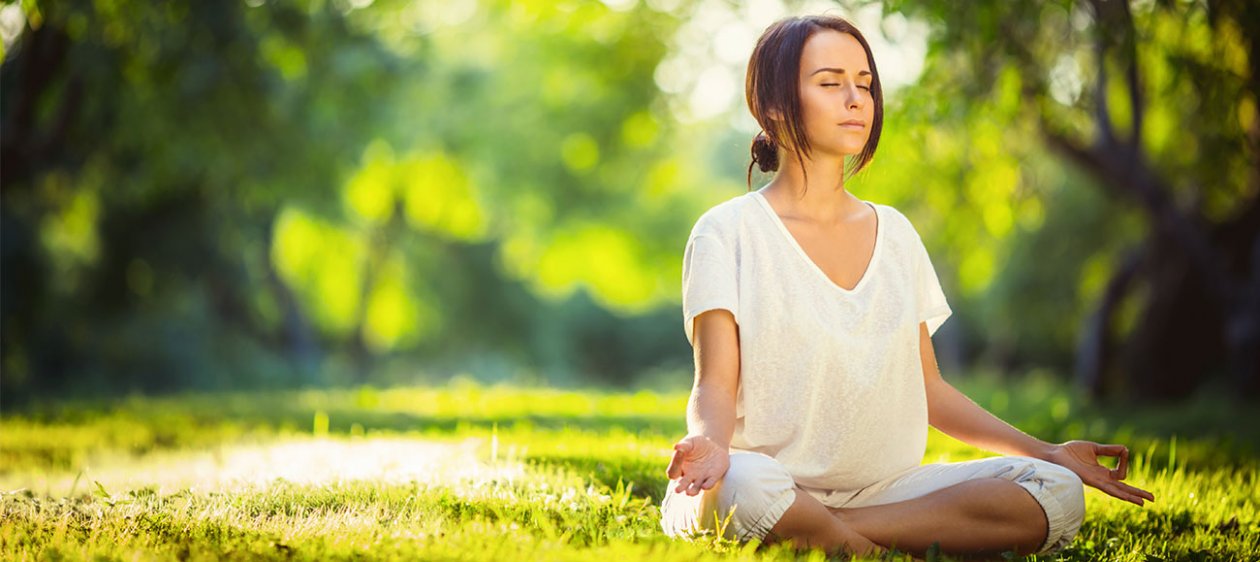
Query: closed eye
xmin=822 ymin=84 xmax=871 ymax=91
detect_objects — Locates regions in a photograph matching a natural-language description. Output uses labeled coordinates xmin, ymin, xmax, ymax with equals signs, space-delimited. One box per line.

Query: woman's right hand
xmin=665 ymin=434 xmax=730 ymax=496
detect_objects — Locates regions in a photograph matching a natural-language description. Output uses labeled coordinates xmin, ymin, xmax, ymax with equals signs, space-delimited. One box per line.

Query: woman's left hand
xmin=1045 ymin=440 xmax=1155 ymax=506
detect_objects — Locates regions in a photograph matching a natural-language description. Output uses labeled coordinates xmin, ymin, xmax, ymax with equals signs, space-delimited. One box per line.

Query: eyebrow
xmin=810 ymin=67 xmax=872 ymax=77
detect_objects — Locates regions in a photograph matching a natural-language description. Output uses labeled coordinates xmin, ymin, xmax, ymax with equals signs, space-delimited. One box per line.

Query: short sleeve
xmin=681 ymin=232 xmax=739 ymax=347
xmin=913 ymin=232 xmax=952 ymax=337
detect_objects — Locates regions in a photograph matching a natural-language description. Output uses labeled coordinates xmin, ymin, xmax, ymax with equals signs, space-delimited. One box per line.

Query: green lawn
xmin=2 ymin=373 xmax=1257 ymax=561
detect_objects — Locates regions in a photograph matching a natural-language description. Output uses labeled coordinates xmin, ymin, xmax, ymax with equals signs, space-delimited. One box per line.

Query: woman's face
xmin=795 ymin=29 xmax=875 ymax=159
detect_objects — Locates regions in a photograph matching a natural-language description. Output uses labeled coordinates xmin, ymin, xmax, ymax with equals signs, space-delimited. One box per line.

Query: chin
xmin=813 ymin=141 xmax=865 ymax=159
xmin=834 ymin=145 xmax=867 ymax=157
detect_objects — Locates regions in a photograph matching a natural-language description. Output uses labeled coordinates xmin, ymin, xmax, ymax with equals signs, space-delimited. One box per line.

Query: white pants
xmin=660 ymin=451 xmax=1086 ymax=556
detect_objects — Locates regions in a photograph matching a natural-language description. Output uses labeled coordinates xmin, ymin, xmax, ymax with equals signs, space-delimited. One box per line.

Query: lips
xmin=839 ymin=120 xmax=866 ymax=129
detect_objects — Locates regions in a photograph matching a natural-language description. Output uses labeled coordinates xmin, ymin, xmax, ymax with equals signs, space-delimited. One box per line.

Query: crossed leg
xmin=760 ymin=487 xmax=884 ymax=557
xmin=765 ymin=478 xmax=1048 ymax=559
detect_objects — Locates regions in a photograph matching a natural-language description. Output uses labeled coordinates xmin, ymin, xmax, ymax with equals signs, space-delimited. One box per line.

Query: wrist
xmin=1032 ymin=441 xmax=1060 ymax=461
xmin=705 ymin=435 xmax=732 ymax=451
xmin=687 ymin=432 xmax=730 ymax=451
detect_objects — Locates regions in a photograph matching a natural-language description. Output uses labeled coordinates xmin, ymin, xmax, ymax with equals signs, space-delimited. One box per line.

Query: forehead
xmin=799 ymin=29 xmax=870 ymax=76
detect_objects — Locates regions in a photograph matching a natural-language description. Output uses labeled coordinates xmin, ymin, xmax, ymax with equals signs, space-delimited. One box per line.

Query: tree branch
xmin=1041 ymin=125 xmax=1239 ymax=305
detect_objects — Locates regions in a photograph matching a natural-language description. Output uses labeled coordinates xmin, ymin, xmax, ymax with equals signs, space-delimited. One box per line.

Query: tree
xmin=0 ymin=0 xmax=703 ymax=404
xmin=881 ymin=0 xmax=1258 ymax=399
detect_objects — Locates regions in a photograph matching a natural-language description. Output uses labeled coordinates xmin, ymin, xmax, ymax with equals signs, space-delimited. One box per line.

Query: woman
xmin=658 ymin=14 xmax=1154 ymax=559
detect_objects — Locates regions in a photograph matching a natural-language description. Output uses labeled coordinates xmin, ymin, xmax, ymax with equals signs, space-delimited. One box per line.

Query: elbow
xmin=923 ymin=378 xmax=948 ymax=427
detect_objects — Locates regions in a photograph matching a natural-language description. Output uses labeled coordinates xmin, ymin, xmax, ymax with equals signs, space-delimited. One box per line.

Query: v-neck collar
xmin=750 ymin=189 xmax=883 ymax=295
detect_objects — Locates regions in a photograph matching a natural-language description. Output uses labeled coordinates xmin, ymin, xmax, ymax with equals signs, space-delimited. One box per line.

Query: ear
xmin=766 ymin=105 xmax=784 ymax=122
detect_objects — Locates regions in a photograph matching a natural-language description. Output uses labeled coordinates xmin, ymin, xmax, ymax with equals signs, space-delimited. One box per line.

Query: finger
xmin=1093 ymin=443 xmax=1129 ymax=479
xmin=1116 ymin=480 xmax=1155 ymax=502
xmin=674 ymin=475 xmax=694 ymax=494
xmin=698 ymin=475 xmax=718 ymax=491
xmin=1097 ymin=482 xmax=1138 ymax=505
xmin=1117 ymin=446 xmax=1129 ymax=480
xmin=685 ymin=478 xmax=705 ymax=496
xmin=1100 ymin=482 xmax=1145 ymax=506
xmin=666 ymin=450 xmax=683 ymax=479
xmin=1094 ymin=443 xmax=1126 ymax=457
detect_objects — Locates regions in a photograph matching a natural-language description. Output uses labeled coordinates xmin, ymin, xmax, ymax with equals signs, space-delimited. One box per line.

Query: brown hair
xmin=745 ymin=15 xmax=884 ymax=191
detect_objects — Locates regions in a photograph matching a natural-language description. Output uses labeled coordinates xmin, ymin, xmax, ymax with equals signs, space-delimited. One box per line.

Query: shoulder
xmin=871 ymin=201 xmax=920 ymax=241
xmin=872 ymin=202 xmax=944 ymax=274
xmin=689 ymin=191 xmax=760 ymax=243
xmin=872 ymin=201 xmax=936 ymax=267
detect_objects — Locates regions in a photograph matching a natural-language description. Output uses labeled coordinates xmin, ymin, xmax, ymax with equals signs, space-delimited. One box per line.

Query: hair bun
xmin=750 ymin=133 xmax=779 ymax=173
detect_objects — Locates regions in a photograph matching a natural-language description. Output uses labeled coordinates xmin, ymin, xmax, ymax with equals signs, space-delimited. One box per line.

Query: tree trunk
xmin=261 ymin=212 xmax=322 ymax=384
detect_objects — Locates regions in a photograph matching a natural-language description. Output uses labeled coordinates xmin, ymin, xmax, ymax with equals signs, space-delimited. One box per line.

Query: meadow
xmin=2 ymin=372 xmax=1257 ymax=561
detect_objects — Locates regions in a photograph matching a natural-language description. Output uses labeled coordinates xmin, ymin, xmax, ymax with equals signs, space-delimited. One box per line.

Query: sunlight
xmin=660 ymin=0 xmax=929 ymax=126
xmin=13 ymin=437 xmax=525 ymax=498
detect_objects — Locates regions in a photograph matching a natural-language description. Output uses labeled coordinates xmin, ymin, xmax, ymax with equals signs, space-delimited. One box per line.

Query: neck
xmin=762 ymin=151 xmax=862 ymax=225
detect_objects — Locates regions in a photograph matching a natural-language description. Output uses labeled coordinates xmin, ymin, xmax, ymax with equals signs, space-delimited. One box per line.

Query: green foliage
xmin=874 ymin=0 xmax=1258 ymax=387
xmin=3 ymin=0 xmax=1255 ymax=407
xmin=1 ymin=0 xmax=707 ymax=403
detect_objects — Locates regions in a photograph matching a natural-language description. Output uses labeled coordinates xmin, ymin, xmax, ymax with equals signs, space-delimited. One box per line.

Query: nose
xmin=846 ymin=83 xmax=864 ymax=110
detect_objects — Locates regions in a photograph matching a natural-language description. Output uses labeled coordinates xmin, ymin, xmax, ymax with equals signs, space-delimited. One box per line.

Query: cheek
xmin=797 ymin=89 xmax=818 ymax=112
xmin=801 ymin=90 xmax=834 ymax=121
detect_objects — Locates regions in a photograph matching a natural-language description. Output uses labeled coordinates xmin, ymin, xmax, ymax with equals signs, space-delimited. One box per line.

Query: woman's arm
xmin=685 ymin=309 xmax=740 ymax=448
xmin=919 ymin=322 xmax=1155 ymax=506
xmin=918 ymin=323 xmax=1054 ymax=459
xmin=666 ymin=309 xmax=740 ymax=495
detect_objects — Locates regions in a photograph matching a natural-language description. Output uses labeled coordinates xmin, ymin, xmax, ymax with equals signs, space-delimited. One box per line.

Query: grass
xmin=1 ymin=372 xmax=1258 ymax=561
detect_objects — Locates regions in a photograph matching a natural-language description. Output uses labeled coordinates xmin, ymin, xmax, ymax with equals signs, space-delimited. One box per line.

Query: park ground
xmin=2 ymin=373 xmax=1258 ymax=561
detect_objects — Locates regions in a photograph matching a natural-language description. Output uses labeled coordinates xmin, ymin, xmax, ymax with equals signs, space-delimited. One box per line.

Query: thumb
xmin=674 ymin=439 xmax=693 ymax=454
xmin=666 ymin=448 xmax=684 ymax=479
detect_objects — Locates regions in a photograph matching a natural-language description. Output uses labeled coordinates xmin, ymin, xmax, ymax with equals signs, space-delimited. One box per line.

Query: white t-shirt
xmin=681 ymin=188 xmax=952 ymax=492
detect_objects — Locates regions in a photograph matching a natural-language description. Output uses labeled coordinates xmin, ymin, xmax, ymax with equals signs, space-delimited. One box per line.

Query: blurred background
xmin=2 ymin=0 xmax=1257 ymax=410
